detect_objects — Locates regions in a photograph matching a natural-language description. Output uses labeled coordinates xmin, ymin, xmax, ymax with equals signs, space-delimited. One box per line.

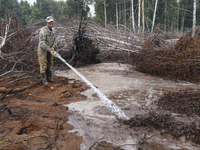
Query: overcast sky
xmin=18 ymin=0 xmax=65 ymax=5
xmin=18 ymin=0 xmax=37 ymax=5
xmin=17 ymin=0 xmax=95 ymax=16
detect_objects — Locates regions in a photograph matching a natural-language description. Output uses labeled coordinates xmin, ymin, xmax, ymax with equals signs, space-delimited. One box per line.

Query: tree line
xmin=95 ymin=0 xmax=199 ymax=34
xmin=0 ymin=0 xmax=90 ymax=25
xmin=0 ymin=0 xmax=199 ymax=34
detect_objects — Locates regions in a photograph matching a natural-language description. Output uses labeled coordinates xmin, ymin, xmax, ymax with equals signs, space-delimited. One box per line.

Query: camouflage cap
xmin=46 ymin=16 xmax=54 ymax=23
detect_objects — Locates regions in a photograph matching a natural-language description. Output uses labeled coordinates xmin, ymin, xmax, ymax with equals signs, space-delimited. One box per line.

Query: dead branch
xmin=88 ymin=136 xmax=104 ymax=150
xmin=42 ymin=118 xmax=62 ymax=150
xmin=114 ymin=134 xmax=154 ymax=150
xmin=0 ymin=89 xmax=13 ymax=100
xmin=0 ymin=80 xmax=41 ymax=94
xmin=0 ymin=61 xmax=18 ymax=77
xmin=8 ymin=75 xmax=32 ymax=84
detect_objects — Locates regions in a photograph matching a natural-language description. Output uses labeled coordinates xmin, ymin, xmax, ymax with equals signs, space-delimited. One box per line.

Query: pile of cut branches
xmin=134 ymin=32 xmax=200 ymax=82
xmin=0 ymin=12 xmax=39 ymax=79
xmin=158 ymin=89 xmax=200 ymax=116
xmin=124 ymin=110 xmax=200 ymax=145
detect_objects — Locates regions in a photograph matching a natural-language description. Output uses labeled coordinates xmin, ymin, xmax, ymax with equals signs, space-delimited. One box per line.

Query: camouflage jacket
xmin=37 ymin=26 xmax=57 ymax=57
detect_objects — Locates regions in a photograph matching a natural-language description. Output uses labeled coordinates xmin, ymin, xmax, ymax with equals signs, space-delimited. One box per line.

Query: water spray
xmin=52 ymin=51 xmax=129 ymax=120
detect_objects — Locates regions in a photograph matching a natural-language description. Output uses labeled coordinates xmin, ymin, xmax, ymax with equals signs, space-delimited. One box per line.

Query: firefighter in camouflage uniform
xmin=38 ymin=16 xmax=57 ymax=85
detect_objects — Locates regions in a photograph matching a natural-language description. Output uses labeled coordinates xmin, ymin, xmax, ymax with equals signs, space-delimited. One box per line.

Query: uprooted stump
xmin=71 ymin=37 xmax=101 ymax=66
xmin=58 ymin=19 xmax=101 ymax=67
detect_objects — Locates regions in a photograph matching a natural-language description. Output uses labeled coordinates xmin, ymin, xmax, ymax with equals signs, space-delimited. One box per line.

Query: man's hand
xmin=50 ymin=47 xmax=55 ymax=55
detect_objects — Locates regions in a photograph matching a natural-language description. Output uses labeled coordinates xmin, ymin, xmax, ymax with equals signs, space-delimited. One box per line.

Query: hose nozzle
xmin=52 ymin=51 xmax=60 ymax=57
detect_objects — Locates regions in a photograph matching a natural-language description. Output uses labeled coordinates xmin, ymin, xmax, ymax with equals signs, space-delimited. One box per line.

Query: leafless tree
xmin=104 ymin=0 xmax=107 ymax=28
xmin=192 ymin=0 xmax=197 ymax=37
xmin=0 ymin=17 xmax=11 ymax=57
xmin=138 ymin=0 xmax=141 ymax=33
xmin=142 ymin=0 xmax=145 ymax=34
xmin=131 ymin=0 xmax=136 ymax=33
xmin=116 ymin=2 xmax=119 ymax=31
xmin=151 ymin=0 xmax=158 ymax=34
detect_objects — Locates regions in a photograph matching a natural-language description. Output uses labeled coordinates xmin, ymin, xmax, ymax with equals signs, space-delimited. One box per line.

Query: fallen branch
xmin=88 ymin=136 xmax=104 ymax=150
xmin=42 ymin=119 xmax=60 ymax=150
xmin=0 ymin=89 xmax=13 ymax=100
xmin=0 ymin=80 xmax=41 ymax=94
xmin=114 ymin=134 xmax=154 ymax=149
xmin=0 ymin=61 xmax=18 ymax=77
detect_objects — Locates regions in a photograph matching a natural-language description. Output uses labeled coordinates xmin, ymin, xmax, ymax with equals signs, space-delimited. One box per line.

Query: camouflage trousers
xmin=38 ymin=53 xmax=53 ymax=74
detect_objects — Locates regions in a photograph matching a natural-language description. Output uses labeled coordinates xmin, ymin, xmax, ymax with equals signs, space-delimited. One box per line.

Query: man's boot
xmin=47 ymin=71 xmax=53 ymax=82
xmin=41 ymin=73 xmax=48 ymax=85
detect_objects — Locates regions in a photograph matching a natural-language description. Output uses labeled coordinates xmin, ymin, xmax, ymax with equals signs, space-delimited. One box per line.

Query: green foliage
xmin=94 ymin=0 xmax=104 ymax=25
xmin=0 ymin=0 xmax=18 ymax=18
xmin=0 ymin=0 xmax=90 ymax=25
xmin=19 ymin=1 xmax=31 ymax=25
xmin=64 ymin=0 xmax=89 ymax=19
xmin=0 ymin=0 xmax=198 ymax=33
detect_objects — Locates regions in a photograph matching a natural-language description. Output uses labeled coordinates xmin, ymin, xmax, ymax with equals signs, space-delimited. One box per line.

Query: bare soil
xmin=0 ymin=76 xmax=89 ymax=150
xmin=1 ymin=70 xmax=200 ymax=150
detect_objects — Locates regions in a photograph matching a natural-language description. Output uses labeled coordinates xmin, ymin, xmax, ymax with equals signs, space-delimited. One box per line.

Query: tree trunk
xmin=0 ymin=18 xmax=11 ymax=53
xmin=164 ymin=0 xmax=167 ymax=33
xmin=142 ymin=0 xmax=145 ymax=34
xmin=138 ymin=0 xmax=141 ymax=33
xmin=181 ymin=5 xmax=187 ymax=32
xmin=116 ymin=2 xmax=118 ymax=31
xmin=104 ymin=0 xmax=107 ymax=28
xmin=124 ymin=0 xmax=126 ymax=29
xmin=192 ymin=0 xmax=197 ymax=37
xmin=177 ymin=1 xmax=180 ymax=31
xmin=151 ymin=0 xmax=158 ymax=33
xmin=131 ymin=0 xmax=136 ymax=33
xmin=119 ymin=3 xmax=121 ymax=25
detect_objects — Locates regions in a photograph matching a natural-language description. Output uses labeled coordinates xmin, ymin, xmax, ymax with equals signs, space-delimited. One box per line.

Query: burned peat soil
xmin=1 ymin=69 xmax=200 ymax=150
xmin=0 ymin=76 xmax=91 ymax=150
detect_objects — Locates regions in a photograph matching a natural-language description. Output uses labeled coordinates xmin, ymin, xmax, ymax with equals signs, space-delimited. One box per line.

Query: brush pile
xmin=126 ymin=30 xmax=200 ymax=147
xmin=158 ymin=89 xmax=200 ymax=116
xmin=134 ymin=31 xmax=200 ymax=82
xmin=0 ymin=12 xmax=39 ymax=78
xmin=124 ymin=110 xmax=200 ymax=145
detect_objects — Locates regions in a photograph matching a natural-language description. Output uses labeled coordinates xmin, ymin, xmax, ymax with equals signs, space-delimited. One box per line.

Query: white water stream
xmin=58 ymin=56 xmax=129 ymax=120
xmin=55 ymin=62 xmax=200 ymax=150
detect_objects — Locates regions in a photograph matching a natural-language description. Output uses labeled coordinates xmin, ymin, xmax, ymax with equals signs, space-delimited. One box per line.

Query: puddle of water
xmin=55 ymin=63 xmax=200 ymax=150
xmin=57 ymin=57 xmax=129 ymax=119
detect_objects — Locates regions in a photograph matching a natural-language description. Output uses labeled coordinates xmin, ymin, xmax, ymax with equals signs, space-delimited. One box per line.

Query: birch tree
xmin=181 ymin=4 xmax=187 ymax=32
xmin=104 ymin=0 xmax=107 ymax=28
xmin=192 ymin=0 xmax=196 ymax=37
xmin=131 ymin=0 xmax=135 ymax=32
xmin=164 ymin=0 xmax=167 ymax=33
xmin=151 ymin=0 xmax=158 ymax=33
xmin=124 ymin=0 xmax=126 ymax=28
xmin=142 ymin=0 xmax=144 ymax=33
xmin=116 ymin=2 xmax=118 ymax=31
xmin=177 ymin=1 xmax=180 ymax=31
xmin=0 ymin=18 xmax=11 ymax=56
xmin=138 ymin=0 xmax=141 ymax=33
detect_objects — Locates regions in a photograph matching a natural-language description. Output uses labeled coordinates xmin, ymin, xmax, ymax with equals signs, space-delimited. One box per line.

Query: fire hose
xmin=52 ymin=51 xmax=129 ymax=120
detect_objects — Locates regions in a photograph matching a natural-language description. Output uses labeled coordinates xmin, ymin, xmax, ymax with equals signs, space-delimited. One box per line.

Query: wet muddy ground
xmin=1 ymin=63 xmax=200 ymax=150
xmin=55 ymin=63 xmax=200 ymax=150
xmin=0 ymin=76 xmax=88 ymax=150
